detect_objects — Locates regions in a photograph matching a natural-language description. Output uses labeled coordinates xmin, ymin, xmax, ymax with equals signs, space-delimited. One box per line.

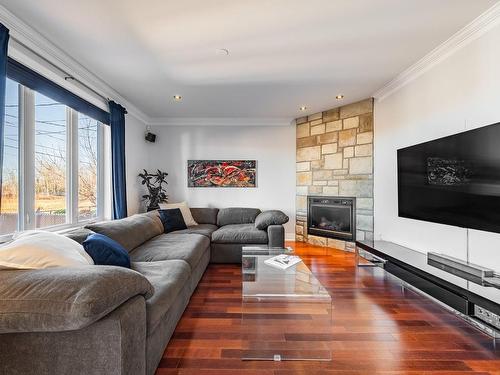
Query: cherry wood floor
xmin=155 ymin=242 xmax=500 ymax=375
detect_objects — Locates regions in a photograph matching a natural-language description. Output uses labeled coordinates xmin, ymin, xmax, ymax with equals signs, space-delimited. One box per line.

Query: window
xmin=0 ymin=77 xmax=108 ymax=237
xmin=35 ymin=92 xmax=68 ymax=228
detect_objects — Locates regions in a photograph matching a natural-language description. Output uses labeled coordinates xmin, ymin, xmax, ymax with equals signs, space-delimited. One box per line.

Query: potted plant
xmin=138 ymin=169 xmax=168 ymax=211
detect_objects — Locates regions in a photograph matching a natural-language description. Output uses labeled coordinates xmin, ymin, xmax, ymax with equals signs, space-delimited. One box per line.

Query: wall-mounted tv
xmin=398 ymin=122 xmax=500 ymax=234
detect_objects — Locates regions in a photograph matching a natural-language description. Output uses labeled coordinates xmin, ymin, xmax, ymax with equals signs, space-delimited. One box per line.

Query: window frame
xmin=0 ymin=80 xmax=106 ymax=241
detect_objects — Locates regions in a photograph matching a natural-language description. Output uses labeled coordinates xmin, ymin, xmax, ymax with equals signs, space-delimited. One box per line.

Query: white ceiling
xmin=0 ymin=0 xmax=497 ymax=121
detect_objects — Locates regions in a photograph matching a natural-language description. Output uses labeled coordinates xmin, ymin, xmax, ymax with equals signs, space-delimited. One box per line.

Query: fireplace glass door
xmin=310 ymin=205 xmax=352 ymax=233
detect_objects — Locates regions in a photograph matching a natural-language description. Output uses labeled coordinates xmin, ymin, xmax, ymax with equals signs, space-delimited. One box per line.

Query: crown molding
xmin=0 ymin=5 xmax=151 ymax=123
xmin=373 ymin=2 xmax=500 ymax=101
xmin=148 ymin=117 xmax=294 ymax=127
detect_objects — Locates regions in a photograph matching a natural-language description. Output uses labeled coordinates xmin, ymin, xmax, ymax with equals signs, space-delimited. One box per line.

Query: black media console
xmin=356 ymin=240 xmax=500 ymax=339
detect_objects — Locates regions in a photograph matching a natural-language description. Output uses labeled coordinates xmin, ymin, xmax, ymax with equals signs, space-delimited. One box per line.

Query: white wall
xmin=125 ymin=114 xmax=151 ymax=215
xmin=148 ymin=125 xmax=296 ymax=238
xmin=374 ymin=21 xmax=500 ymax=271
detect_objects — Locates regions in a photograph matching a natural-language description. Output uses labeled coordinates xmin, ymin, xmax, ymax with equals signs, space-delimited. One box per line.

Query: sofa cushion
xmin=216 ymin=207 xmax=261 ymax=227
xmin=64 ymin=228 xmax=95 ymax=244
xmin=169 ymin=224 xmax=218 ymax=238
xmin=190 ymin=208 xmax=219 ymax=225
xmin=82 ymin=233 xmax=131 ymax=268
xmin=158 ymin=208 xmax=187 ymax=233
xmin=86 ymin=212 xmax=164 ymax=252
xmin=0 ymin=266 xmax=154 ymax=333
xmin=129 ymin=233 xmax=209 ymax=270
xmin=211 ymin=224 xmax=268 ymax=244
xmin=159 ymin=201 xmax=198 ymax=226
xmin=131 ymin=260 xmax=190 ymax=334
xmin=254 ymin=210 xmax=289 ymax=230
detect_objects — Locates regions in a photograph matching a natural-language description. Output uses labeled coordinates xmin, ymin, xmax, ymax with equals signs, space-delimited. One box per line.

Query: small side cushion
xmin=211 ymin=224 xmax=268 ymax=244
xmin=254 ymin=210 xmax=289 ymax=230
xmin=82 ymin=233 xmax=131 ymax=268
xmin=0 ymin=266 xmax=154 ymax=333
xmin=86 ymin=212 xmax=164 ymax=252
xmin=190 ymin=207 xmax=219 ymax=225
xmin=216 ymin=207 xmax=261 ymax=227
xmin=158 ymin=208 xmax=187 ymax=233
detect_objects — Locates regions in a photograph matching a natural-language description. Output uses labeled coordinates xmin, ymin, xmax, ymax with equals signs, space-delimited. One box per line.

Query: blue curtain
xmin=109 ymin=100 xmax=128 ymax=219
xmin=0 ymin=24 xmax=9 ymax=213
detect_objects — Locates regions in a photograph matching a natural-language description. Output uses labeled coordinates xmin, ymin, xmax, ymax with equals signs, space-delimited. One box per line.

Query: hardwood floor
xmin=155 ymin=241 xmax=500 ymax=374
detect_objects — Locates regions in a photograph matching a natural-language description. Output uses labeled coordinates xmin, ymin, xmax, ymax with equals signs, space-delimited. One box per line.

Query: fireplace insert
xmin=307 ymin=196 xmax=356 ymax=241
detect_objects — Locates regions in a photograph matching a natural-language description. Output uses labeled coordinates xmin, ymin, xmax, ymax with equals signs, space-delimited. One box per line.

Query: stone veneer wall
xmin=296 ymin=98 xmax=374 ymax=251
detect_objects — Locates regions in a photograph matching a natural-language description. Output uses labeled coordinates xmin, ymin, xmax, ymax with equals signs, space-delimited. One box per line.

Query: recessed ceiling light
xmin=336 ymin=95 xmax=344 ymax=100
xmin=299 ymin=106 xmax=307 ymax=111
xmin=173 ymin=95 xmax=182 ymax=101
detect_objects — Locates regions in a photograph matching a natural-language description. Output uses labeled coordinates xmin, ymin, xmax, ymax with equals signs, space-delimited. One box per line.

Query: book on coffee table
xmin=264 ymin=254 xmax=302 ymax=270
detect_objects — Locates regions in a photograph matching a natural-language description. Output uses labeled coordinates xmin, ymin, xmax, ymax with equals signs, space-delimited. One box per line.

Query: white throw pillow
xmin=0 ymin=230 xmax=94 ymax=270
xmin=158 ymin=201 xmax=198 ymax=227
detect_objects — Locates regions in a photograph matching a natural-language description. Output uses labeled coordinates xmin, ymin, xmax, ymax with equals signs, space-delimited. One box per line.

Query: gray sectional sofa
xmin=0 ymin=207 xmax=288 ymax=375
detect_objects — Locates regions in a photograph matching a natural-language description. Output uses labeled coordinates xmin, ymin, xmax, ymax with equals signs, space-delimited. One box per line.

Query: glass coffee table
xmin=241 ymin=246 xmax=332 ymax=361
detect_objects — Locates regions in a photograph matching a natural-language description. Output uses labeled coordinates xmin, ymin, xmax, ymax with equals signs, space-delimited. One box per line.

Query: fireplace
xmin=307 ymin=196 xmax=356 ymax=241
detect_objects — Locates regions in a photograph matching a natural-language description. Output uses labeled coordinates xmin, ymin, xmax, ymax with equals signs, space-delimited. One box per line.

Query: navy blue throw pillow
xmin=82 ymin=233 xmax=131 ymax=268
xmin=159 ymin=208 xmax=187 ymax=233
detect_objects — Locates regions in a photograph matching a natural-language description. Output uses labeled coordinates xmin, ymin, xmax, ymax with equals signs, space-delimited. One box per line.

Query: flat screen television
xmin=398 ymin=122 xmax=500 ymax=234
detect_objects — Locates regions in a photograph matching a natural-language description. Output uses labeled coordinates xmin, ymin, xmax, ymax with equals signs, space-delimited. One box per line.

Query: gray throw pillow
xmin=254 ymin=210 xmax=289 ymax=230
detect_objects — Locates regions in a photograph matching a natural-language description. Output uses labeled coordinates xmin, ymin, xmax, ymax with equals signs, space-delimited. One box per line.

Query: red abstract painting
xmin=187 ymin=160 xmax=257 ymax=187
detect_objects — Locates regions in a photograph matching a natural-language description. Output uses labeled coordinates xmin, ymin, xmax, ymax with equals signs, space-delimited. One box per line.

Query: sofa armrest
xmin=0 ymin=266 xmax=154 ymax=334
xmin=0 ymin=295 xmax=147 ymax=375
xmin=267 ymin=225 xmax=285 ymax=248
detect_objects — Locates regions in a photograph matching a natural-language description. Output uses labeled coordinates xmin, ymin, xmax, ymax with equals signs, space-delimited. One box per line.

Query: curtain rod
xmin=10 ymin=36 xmax=110 ymax=104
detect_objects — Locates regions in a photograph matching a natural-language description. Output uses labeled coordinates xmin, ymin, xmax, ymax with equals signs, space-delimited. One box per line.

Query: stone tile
xmin=339 ymin=180 xmax=373 ymax=197
xmin=308 ymin=235 xmax=328 ymax=247
xmin=343 ymin=158 xmax=349 ymax=169
xmin=349 ymin=157 xmax=372 ymax=174
xmin=297 ymin=123 xmax=310 ymax=138
xmin=297 ymin=171 xmax=312 ymax=185
xmin=309 ymin=186 xmax=323 ymax=194
xmin=321 ymin=143 xmax=337 ymax=154
xmin=296 ymin=225 xmax=304 ymax=235
xmin=296 ymin=195 xmax=307 ymax=210
xmin=357 ymin=131 xmax=373 ymax=145
xmin=296 ymin=161 xmax=310 ymax=171
xmin=297 ymin=135 xmax=318 ymax=148
xmin=310 ymin=124 xmax=325 ymax=135
xmin=324 ymin=152 xmax=343 ymax=169
xmin=325 ymin=120 xmax=342 ymax=132
xmin=318 ymin=132 xmax=338 ymax=144
xmin=296 ymin=234 xmax=304 ymax=242
xmin=343 ymin=146 xmax=354 ymax=158
xmin=343 ymin=116 xmax=359 ymax=130
xmin=313 ymin=180 xmax=327 ymax=186
xmin=311 ymin=160 xmax=323 ymax=169
xmin=333 ymin=169 xmax=348 ymax=175
xmin=365 ymin=231 xmax=374 ymax=241
xmin=359 ymin=113 xmax=373 ymax=132
xmin=296 ymin=186 xmax=308 ymax=196
xmin=328 ymin=180 xmax=339 ymax=186
xmin=296 ymin=116 xmax=308 ymax=125
xmin=323 ymin=108 xmax=340 ymax=122
xmin=356 ymin=198 xmax=373 ymax=210
xmin=313 ymin=170 xmax=333 ymax=180
xmin=345 ymin=242 xmax=356 ymax=252
xmin=356 ymin=230 xmax=366 ymax=241
xmin=308 ymin=112 xmax=323 ymax=121
xmin=328 ymin=238 xmax=345 ymax=250
xmin=355 ymin=144 xmax=372 ymax=157
xmin=297 ymin=146 xmax=321 ymax=161
xmin=323 ymin=186 xmax=339 ymax=195
xmin=340 ymin=98 xmax=373 ymax=119
xmin=338 ymin=129 xmax=357 ymax=147
xmin=310 ymin=119 xmax=323 ymax=126
xmin=357 ymin=214 xmax=374 ymax=231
